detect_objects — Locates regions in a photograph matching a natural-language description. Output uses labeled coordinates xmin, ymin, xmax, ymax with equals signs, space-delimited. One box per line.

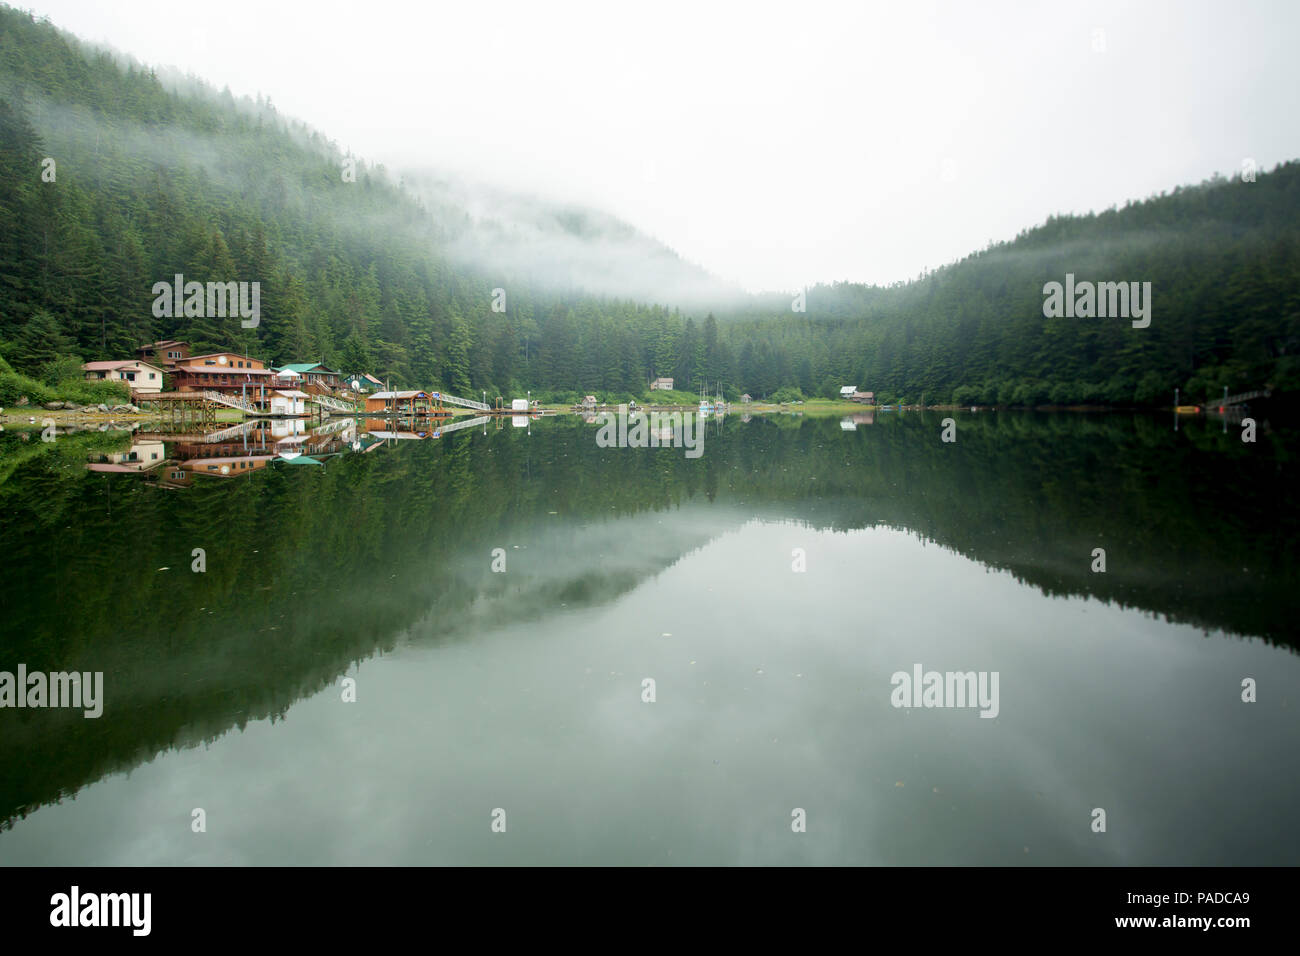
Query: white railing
xmin=432 ymin=415 xmax=490 ymax=437
xmin=309 ymin=393 xmax=361 ymax=413
xmin=312 ymin=417 xmax=355 ymax=437
xmin=201 ymin=421 xmax=260 ymax=443
xmin=430 ymin=391 xmax=490 ymax=411
xmin=200 ymin=390 xmax=259 ymax=413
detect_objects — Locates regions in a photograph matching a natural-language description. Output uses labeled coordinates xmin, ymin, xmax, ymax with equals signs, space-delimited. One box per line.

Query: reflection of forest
xmin=0 ymin=412 xmax=1296 ymax=829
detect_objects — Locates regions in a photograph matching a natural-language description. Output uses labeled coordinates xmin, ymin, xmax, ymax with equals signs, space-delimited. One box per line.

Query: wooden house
xmin=171 ymin=352 xmax=274 ymax=403
xmin=365 ymin=390 xmax=431 ymax=416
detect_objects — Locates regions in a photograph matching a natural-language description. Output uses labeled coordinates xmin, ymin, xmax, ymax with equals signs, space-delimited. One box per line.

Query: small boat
xmin=698 ymin=382 xmax=713 ymax=415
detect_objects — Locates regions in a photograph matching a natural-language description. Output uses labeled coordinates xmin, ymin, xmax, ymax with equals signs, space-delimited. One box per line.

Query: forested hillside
xmin=1 ymin=5 xmax=1298 ymax=405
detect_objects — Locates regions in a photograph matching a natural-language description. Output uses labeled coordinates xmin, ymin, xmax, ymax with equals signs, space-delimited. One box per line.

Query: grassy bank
xmin=0 ymin=356 xmax=131 ymax=409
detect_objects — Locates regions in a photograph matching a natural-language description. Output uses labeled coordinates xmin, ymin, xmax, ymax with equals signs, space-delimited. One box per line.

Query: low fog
xmin=21 ymin=0 xmax=1300 ymax=295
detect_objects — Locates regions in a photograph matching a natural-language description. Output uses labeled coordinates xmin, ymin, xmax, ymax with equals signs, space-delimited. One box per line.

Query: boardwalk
xmin=1220 ymin=388 xmax=1272 ymax=407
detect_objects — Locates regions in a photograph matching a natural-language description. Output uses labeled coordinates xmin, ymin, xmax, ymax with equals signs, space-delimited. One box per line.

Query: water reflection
xmin=0 ymin=410 xmax=1296 ymax=862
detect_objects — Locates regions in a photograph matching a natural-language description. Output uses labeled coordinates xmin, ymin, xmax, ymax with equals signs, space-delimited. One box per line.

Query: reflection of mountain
xmin=0 ymin=412 xmax=1296 ymax=829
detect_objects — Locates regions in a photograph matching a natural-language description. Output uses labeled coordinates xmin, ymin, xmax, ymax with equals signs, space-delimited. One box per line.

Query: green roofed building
xmin=273 ymin=363 xmax=341 ymax=391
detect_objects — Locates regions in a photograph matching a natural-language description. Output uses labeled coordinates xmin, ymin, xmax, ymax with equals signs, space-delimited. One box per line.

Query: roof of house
xmin=840 ymin=385 xmax=858 ymax=393
xmin=173 ymin=365 xmax=274 ymax=376
xmin=370 ymin=391 xmax=428 ymax=400
xmin=188 ymin=351 xmax=264 ymax=362
xmin=273 ymin=390 xmax=309 ymax=398
xmin=82 ymin=360 xmax=163 ymax=373
xmin=277 ymin=363 xmax=338 ymax=374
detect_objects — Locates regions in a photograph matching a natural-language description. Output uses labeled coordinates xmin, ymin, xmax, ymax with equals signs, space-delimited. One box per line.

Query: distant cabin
xmin=839 ymin=385 xmax=858 ymax=399
xmin=650 ymin=377 xmax=674 ymax=391
xmin=851 ymin=391 xmax=875 ymax=403
xmin=82 ymin=360 xmax=165 ymax=395
xmin=582 ymin=395 xmax=598 ymax=408
xmin=343 ymin=373 xmax=384 ymax=394
xmin=741 ymin=393 xmax=752 ymax=403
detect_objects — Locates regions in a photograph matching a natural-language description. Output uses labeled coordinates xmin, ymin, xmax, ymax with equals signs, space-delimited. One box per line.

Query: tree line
xmin=1 ymin=6 xmax=1297 ymax=406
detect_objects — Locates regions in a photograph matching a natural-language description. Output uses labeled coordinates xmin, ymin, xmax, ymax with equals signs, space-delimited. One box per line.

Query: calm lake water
xmin=1 ymin=410 xmax=1297 ymax=865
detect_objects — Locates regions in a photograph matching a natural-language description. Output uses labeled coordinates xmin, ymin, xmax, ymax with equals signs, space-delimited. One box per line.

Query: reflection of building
xmin=156 ymin=466 xmax=193 ymax=489
xmin=167 ymin=428 xmax=278 ymax=478
xmin=269 ymin=418 xmax=308 ymax=441
xmin=177 ymin=456 xmax=272 ymax=478
xmin=168 ymin=432 xmax=278 ymax=465
xmin=82 ymin=360 xmax=165 ymax=395
xmin=86 ymin=439 xmax=167 ymax=472
xmin=364 ymin=419 xmax=429 ymax=439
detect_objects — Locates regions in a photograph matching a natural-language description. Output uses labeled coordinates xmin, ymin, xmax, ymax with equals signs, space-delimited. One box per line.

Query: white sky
xmin=22 ymin=0 xmax=1300 ymax=293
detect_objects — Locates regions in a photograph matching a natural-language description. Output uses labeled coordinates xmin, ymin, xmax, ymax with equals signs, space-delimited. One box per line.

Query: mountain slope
xmin=1 ymin=4 xmax=1298 ymax=406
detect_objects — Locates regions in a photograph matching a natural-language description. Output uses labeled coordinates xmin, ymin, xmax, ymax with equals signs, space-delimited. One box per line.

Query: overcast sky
xmin=23 ymin=0 xmax=1300 ymax=293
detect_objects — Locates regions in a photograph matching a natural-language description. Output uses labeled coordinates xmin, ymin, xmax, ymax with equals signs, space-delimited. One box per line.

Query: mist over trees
xmin=1 ymin=6 xmax=1297 ymax=405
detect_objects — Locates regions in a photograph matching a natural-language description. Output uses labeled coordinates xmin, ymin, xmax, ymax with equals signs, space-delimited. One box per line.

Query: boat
xmin=698 ymin=382 xmax=713 ymax=415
